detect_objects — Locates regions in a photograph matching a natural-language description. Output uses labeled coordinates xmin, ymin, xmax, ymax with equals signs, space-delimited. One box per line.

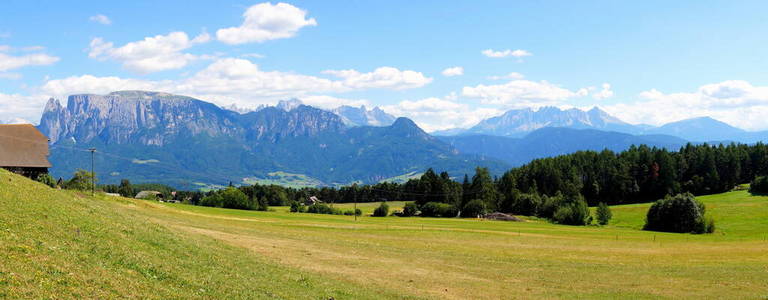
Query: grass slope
xmin=0 ymin=170 xmax=402 ymax=299
xmin=3 ymin=169 xmax=768 ymax=299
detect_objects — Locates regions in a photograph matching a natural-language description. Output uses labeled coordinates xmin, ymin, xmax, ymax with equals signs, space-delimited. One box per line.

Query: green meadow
xmin=1 ymin=169 xmax=767 ymax=299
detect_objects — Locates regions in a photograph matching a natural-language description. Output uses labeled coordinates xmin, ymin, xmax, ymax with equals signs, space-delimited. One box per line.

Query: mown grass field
xmin=2 ymin=169 xmax=767 ymax=299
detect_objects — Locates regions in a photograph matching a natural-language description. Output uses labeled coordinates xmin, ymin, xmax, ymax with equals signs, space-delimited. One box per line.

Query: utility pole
xmin=88 ymin=148 xmax=96 ymax=196
xmin=353 ymin=183 xmax=358 ymax=221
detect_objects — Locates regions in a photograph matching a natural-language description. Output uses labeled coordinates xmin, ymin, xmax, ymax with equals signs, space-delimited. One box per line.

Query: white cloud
xmin=299 ymin=95 xmax=370 ymax=109
xmin=441 ymin=66 xmax=464 ymax=77
xmin=216 ymin=2 xmax=317 ymax=45
xmin=38 ymin=58 xmax=430 ymax=112
xmin=0 ymin=45 xmax=11 ymax=52
xmin=462 ymin=79 xmax=584 ymax=108
xmin=322 ymin=67 xmax=432 ymax=90
xmin=89 ymin=14 xmax=111 ymax=25
xmin=601 ymin=80 xmax=768 ymax=130
xmin=88 ymin=31 xmax=211 ymax=73
xmin=482 ymin=49 xmax=532 ymax=58
xmin=487 ymin=72 xmax=524 ymax=80
xmin=0 ymin=93 xmax=49 ymax=124
xmin=592 ymin=83 xmax=614 ymax=100
xmin=0 ymin=52 xmax=59 ymax=71
xmin=241 ymin=53 xmax=265 ymax=58
xmin=382 ymin=97 xmax=503 ymax=132
xmin=41 ymin=75 xmax=162 ymax=96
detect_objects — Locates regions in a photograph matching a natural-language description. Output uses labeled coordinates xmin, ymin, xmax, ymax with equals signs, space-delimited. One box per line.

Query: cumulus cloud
xmin=0 ymin=52 xmax=59 ymax=71
xmin=38 ymin=58 xmax=430 ymax=111
xmin=441 ymin=66 xmax=463 ymax=77
xmin=89 ymin=14 xmax=111 ymax=25
xmin=216 ymin=2 xmax=317 ymax=44
xmin=482 ymin=49 xmax=532 ymax=58
xmin=0 ymin=93 xmax=50 ymax=124
xmin=41 ymin=75 xmax=162 ymax=96
xmin=601 ymin=80 xmax=768 ymax=130
xmin=299 ymin=95 xmax=370 ymax=109
xmin=592 ymin=83 xmax=614 ymax=100
xmin=487 ymin=72 xmax=524 ymax=80
xmin=88 ymin=31 xmax=211 ymax=73
xmin=382 ymin=97 xmax=503 ymax=132
xmin=462 ymin=79 xmax=585 ymax=108
xmin=322 ymin=67 xmax=432 ymax=90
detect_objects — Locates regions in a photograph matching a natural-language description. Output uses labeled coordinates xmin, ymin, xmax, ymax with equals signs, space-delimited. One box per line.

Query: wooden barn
xmin=0 ymin=124 xmax=52 ymax=178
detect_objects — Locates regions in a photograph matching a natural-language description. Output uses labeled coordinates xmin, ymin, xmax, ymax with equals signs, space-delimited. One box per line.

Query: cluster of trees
xmin=749 ymin=176 xmax=768 ymax=194
xmin=50 ymin=142 xmax=766 ymax=231
xmin=644 ymin=193 xmax=715 ymax=234
xmin=290 ymin=202 xmax=362 ymax=216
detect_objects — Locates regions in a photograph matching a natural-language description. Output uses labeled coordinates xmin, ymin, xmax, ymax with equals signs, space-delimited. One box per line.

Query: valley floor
xmin=1 ymin=170 xmax=767 ymax=299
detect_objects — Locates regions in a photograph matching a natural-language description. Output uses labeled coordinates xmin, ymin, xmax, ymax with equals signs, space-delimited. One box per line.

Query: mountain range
xmin=34 ymin=90 xmax=768 ymax=189
xmin=38 ymin=91 xmax=501 ymax=188
xmin=434 ymin=106 xmax=768 ymax=143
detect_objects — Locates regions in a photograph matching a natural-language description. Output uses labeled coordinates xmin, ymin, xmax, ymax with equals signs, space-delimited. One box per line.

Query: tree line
xmin=64 ymin=142 xmax=768 ymax=228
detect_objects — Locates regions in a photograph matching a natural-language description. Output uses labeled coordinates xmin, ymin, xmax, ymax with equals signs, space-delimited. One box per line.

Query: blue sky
xmin=3 ymin=0 xmax=768 ymax=131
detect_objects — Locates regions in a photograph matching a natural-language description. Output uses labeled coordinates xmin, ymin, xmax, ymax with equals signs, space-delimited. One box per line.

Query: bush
xmin=644 ymin=193 xmax=714 ymax=234
xmin=373 ymin=202 xmax=389 ymax=217
xmin=200 ymin=193 xmax=223 ymax=207
xmin=343 ymin=209 xmax=355 ymax=216
xmin=552 ymin=199 xmax=591 ymax=225
xmin=595 ymin=202 xmax=612 ymax=225
xmin=64 ymin=169 xmax=95 ymax=191
xmin=306 ymin=203 xmax=341 ymax=215
xmin=219 ymin=187 xmax=251 ymax=210
xmin=355 ymin=208 xmax=362 ymax=216
xmin=461 ymin=199 xmax=487 ymax=218
xmin=36 ymin=173 xmax=56 ymax=188
xmin=401 ymin=202 xmax=419 ymax=217
xmin=289 ymin=201 xmax=306 ymax=213
xmin=749 ymin=176 xmax=768 ymax=194
xmin=419 ymin=202 xmax=458 ymax=218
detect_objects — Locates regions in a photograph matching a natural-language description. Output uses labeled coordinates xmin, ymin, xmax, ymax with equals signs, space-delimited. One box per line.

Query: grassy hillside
xmin=0 ymin=170 xmax=398 ymax=299
xmin=2 ymin=169 xmax=768 ymax=299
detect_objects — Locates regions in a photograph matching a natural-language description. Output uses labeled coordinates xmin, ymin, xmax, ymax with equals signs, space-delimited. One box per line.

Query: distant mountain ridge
xmin=435 ymin=106 xmax=768 ymax=143
xmin=440 ymin=127 xmax=688 ymax=166
xmin=39 ymin=91 xmax=504 ymax=188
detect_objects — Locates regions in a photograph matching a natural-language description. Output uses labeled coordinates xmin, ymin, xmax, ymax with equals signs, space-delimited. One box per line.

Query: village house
xmin=0 ymin=124 xmax=52 ymax=178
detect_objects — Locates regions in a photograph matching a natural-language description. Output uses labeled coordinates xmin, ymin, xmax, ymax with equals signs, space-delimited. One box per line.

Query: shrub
xmin=343 ymin=209 xmax=355 ymax=216
xmin=36 ymin=173 xmax=56 ymax=188
xmin=306 ymin=203 xmax=341 ymax=215
xmin=219 ymin=187 xmax=251 ymax=210
xmin=289 ymin=202 xmax=306 ymax=213
xmin=461 ymin=199 xmax=487 ymax=218
xmin=420 ymin=202 xmax=458 ymax=218
xmin=200 ymin=193 xmax=223 ymax=207
xmin=595 ymin=202 xmax=612 ymax=225
xmin=355 ymin=208 xmax=362 ymax=216
xmin=644 ymin=193 xmax=714 ymax=234
xmin=64 ymin=169 xmax=95 ymax=191
xmin=373 ymin=202 xmax=389 ymax=217
xmin=401 ymin=202 xmax=419 ymax=217
xmin=552 ymin=199 xmax=591 ymax=225
xmin=749 ymin=176 xmax=768 ymax=194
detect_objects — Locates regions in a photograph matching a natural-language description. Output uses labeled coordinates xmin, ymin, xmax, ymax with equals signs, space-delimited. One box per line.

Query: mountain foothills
xmin=38 ymin=91 xmax=501 ymax=188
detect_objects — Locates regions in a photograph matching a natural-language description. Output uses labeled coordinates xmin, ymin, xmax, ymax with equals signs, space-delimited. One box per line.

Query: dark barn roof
xmin=0 ymin=124 xmax=52 ymax=168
